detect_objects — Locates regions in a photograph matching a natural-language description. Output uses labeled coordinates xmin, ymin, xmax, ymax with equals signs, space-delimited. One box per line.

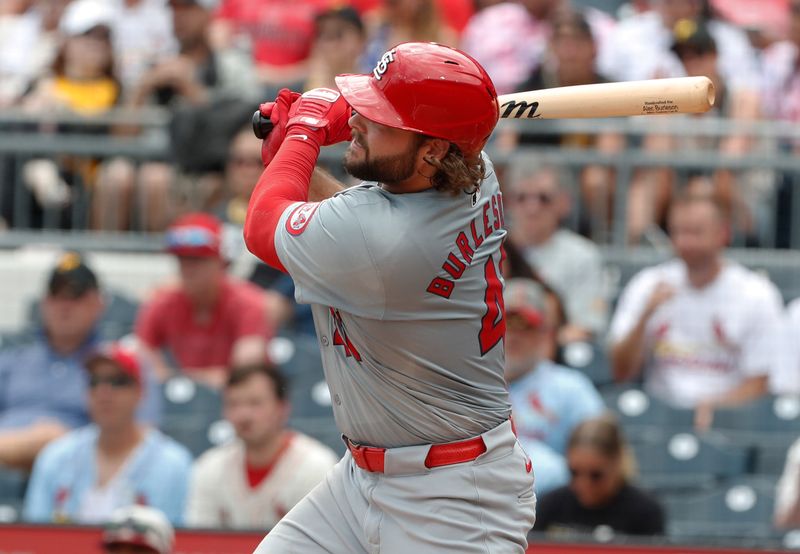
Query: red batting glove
xmin=285 ymin=88 xmax=352 ymax=146
xmin=259 ymin=88 xmax=301 ymax=167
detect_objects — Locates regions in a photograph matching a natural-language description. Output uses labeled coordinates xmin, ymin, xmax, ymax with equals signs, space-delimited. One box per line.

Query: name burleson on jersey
xmin=426 ymin=192 xmax=505 ymax=299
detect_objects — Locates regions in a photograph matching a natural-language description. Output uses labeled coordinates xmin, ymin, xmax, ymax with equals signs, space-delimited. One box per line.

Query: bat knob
xmin=252 ymin=110 xmax=274 ymax=139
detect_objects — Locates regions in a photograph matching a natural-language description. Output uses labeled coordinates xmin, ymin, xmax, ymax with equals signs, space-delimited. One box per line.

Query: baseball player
xmin=244 ymin=42 xmax=536 ymax=553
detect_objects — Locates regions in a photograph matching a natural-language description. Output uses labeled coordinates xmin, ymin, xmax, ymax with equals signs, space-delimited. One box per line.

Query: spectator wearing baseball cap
xmin=0 ymin=252 xmax=159 ymax=470
xmin=135 ymin=213 xmax=274 ymax=389
xmin=504 ymin=278 xmax=605 ymax=496
xmin=102 ymin=505 xmax=175 ymax=554
xmin=23 ymin=343 xmax=192 ymax=525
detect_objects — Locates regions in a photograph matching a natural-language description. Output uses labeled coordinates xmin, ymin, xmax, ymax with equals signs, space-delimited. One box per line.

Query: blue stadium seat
xmin=664 ymin=476 xmax=778 ymax=543
xmin=561 ymin=341 xmax=613 ymax=387
xmin=632 ymin=432 xmax=750 ymax=493
xmin=713 ymin=395 xmax=800 ymax=437
xmin=289 ymin=416 xmax=345 ymax=457
xmin=602 ymin=385 xmax=694 ymax=442
xmin=160 ymin=377 xmax=224 ymax=458
xmin=274 ymin=335 xmax=333 ymax=420
xmin=0 ymin=466 xmax=26 ymax=503
xmin=272 ymin=334 xmax=342 ymax=456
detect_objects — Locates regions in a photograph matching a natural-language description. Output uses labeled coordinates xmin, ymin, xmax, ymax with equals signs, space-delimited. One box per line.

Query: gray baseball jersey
xmin=274 ymin=154 xmax=509 ymax=448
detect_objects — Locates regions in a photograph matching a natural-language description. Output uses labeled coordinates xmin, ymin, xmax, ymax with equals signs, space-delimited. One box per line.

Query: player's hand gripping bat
xmin=253 ymin=76 xmax=715 ymax=139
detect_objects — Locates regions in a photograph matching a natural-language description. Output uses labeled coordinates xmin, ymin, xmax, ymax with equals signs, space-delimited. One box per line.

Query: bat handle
xmin=252 ymin=110 xmax=274 ymax=139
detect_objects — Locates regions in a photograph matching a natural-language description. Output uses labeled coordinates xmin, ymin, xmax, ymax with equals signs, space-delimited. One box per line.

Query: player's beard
xmin=344 ymin=135 xmax=419 ymax=185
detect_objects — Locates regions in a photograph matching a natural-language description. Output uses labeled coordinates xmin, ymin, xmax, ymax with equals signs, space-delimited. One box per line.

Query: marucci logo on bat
xmin=500 ymin=100 xmax=541 ymax=119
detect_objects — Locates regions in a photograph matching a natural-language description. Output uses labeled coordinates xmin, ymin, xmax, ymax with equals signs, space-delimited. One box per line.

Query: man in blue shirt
xmin=0 ymin=252 xmax=159 ymax=470
xmin=505 ymin=278 xmax=606 ymax=495
xmin=23 ymin=343 xmax=191 ymax=524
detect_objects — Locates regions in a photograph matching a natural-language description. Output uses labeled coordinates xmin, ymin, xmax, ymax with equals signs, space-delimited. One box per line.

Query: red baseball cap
xmin=504 ymin=278 xmax=546 ymax=329
xmin=165 ymin=213 xmax=222 ymax=258
xmin=85 ymin=343 xmax=142 ymax=384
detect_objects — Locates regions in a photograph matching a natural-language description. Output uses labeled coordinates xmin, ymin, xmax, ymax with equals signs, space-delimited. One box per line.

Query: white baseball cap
xmin=101 ymin=505 xmax=175 ymax=554
xmin=59 ymin=0 xmax=115 ymax=37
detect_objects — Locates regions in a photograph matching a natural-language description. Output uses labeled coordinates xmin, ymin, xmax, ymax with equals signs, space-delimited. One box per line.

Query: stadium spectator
xmin=109 ymin=0 xmax=176 ymax=94
xmin=534 ymin=415 xmax=665 ymax=537
xmin=0 ymin=0 xmax=68 ymax=108
xmin=773 ymin=297 xmax=800 ymax=396
xmin=761 ymin=0 xmax=800 ymax=135
xmin=775 ymin=437 xmax=800 ymax=529
xmin=211 ymin=0 xmax=332 ymax=96
xmin=208 ymin=126 xmax=308 ymax=335
xmin=506 ymin=160 xmax=609 ymax=345
xmin=360 ymin=0 xmax=457 ymax=74
xmin=460 ymin=0 xmax=559 ymax=95
xmin=102 ymin=505 xmax=175 ymax=554
xmin=626 ymin=18 xmax=772 ymax=245
xmin=135 ymin=213 xmax=274 ymax=389
xmin=305 ymin=6 xmax=367 ymax=91
xmin=213 ymin=125 xmax=267 ymax=228
xmin=185 ymin=362 xmax=337 ymax=529
xmin=501 ymin=238 xmax=567 ymax=362
xmin=94 ymin=0 xmax=259 ymax=232
xmin=509 ymin=9 xmax=623 ymax=241
xmin=598 ymin=0 xmax=761 ymax=97
xmin=504 ymin=278 xmax=605 ymax=495
xmin=19 ymin=0 xmax=120 ymax=230
xmin=609 ymin=193 xmax=783 ymax=431
xmin=0 ymin=252 xmax=160 ymax=470
xmin=23 ymin=343 xmax=192 ymax=524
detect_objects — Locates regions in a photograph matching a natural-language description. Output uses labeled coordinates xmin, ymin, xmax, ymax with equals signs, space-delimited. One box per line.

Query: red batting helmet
xmin=334 ymin=42 xmax=499 ymax=156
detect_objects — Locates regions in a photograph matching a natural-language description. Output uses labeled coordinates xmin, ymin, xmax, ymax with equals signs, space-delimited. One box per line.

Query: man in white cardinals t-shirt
xmin=609 ymin=193 xmax=783 ymax=430
xmin=185 ymin=362 xmax=338 ymax=529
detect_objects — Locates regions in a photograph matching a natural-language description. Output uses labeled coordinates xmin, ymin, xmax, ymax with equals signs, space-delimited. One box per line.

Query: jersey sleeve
xmin=273 ymin=192 xmax=386 ymax=317
xmin=739 ymin=281 xmax=784 ymax=378
xmin=607 ymin=269 xmax=658 ymax=345
xmin=772 ymin=299 xmax=800 ymax=395
xmin=563 ymin=246 xmax=608 ymax=335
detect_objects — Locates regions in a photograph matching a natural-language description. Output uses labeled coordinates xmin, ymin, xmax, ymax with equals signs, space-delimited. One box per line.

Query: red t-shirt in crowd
xmin=136 ymin=277 xmax=271 ymax=370
xmin=216 ymin=0 xmax=332 ymax=66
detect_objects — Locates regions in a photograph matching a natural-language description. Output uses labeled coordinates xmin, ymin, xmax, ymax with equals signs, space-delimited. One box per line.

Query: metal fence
xmin=3 ymin=108 xmax=800 ymax=249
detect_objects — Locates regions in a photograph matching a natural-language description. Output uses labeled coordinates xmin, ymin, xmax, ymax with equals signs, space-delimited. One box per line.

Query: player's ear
xmin=421 ymin=138 xmax=449 ymax=164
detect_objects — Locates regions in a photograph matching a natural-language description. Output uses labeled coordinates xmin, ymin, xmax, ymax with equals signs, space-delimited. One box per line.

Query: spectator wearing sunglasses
xmin=0 ymin=251 xmax=160 ymax=471
xmin=135 ymin=213 xmax=275 ymax=389
xmin=23 ymin=343 xmax=192 ymax=525
xmin=534 ymin=415 xmax=665 ymax=538
xmin=506 ymin=161 xmax=609 ymax=348
xmin=504 ymin=278 xmax=605 ymax=496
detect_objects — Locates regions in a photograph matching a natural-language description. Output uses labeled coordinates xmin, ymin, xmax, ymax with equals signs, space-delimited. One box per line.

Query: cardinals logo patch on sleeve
xmin=286 ymin=202 xmax=320 ymax=236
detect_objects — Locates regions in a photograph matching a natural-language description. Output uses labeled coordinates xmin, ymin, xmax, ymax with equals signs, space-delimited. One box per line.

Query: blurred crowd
xmin=1 ymin=0 xmax=800 ymax=546
xmin=1 ymin=0 xmax=800 ymax=244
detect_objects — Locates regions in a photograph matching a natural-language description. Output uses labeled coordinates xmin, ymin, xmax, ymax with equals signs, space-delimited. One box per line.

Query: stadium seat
xmin=602 ymin=385 xmax=694 ymax=442
xmin=289 ymin=416 xmax=345 ymax=457
xmin=713 ymin=395 xmax=800 ymax=437
xmin=561 ymin=341 xmax=613 ymax=387
xmin=160 ymin=377 xmax=224 ymax=458
xmin=753 ymin=442 xmax=793 ymax=476
xmin=272 ymin=334 xmax=342 ymax=456
xmin=0 ymin=466 xmax=26 ymax=503
xmin=632 ymin=431 xmax=750 ymax=493
xmin=664 ymin=476 xmax=779 ymax=543
xmin=273 ymin=335 xmax=333 ymax=421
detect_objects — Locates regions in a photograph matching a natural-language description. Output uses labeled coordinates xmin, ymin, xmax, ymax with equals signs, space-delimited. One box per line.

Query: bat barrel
xmin=498 ymin=76 xmax=716 ymax=120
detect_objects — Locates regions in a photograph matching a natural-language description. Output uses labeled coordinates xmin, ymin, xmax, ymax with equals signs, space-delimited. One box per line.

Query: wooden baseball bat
xmin=498 ymin=76 xmax=715 ymax=120
xmin=253 ymin=77 xmax=715 ymax=138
